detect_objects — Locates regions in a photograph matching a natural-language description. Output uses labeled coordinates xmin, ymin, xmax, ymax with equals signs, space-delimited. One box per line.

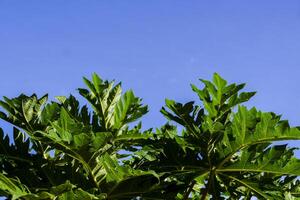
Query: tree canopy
xmin=0 ymin=73 xmax=299 ymax=199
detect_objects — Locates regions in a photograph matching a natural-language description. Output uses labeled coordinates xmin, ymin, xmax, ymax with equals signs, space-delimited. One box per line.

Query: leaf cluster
xmin=0 ymin=73 xmax=299 ymax=199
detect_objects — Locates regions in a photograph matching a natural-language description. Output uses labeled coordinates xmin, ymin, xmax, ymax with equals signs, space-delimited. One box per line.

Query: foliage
xmin=0 ymin=73 xmax=299 ymax=199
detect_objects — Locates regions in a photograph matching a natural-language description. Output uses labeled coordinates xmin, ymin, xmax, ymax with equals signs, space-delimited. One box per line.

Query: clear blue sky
xmin=0 ymin=1 xmax=300 ymax=153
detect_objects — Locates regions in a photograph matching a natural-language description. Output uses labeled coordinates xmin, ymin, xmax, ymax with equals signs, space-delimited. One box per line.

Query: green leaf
xmin=92 ymin=73 xmax=103 ymax=94
xmin=90 ymin=132 xmax=113 ymax=151
xmin=0 ymin=173 xmax=30 ymax=200
xmin=218 ymin=106 xmax=300 ymax=163
xmin=113 ymin=90 xmax=148 ymax=129
xmin=56 ymin=96 xmax=67 ymax=104
xmin=217 ymin=145 xmax=300 ymax=176
xmin=50 ymin=180 xmax=75 ymax=195
xmin=219 ymin=174 xmax=271 ymax=199
xmin=212 ymin=73 xmax=227 ymax=103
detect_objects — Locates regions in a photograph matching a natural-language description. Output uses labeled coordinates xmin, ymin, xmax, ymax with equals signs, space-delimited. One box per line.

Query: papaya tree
xmin=0 ymin=73 xmax=299 ymax=199
xmin=0 ymin=74 xmax=158 ymax=199
xmin=128 ymin=73 xmax=300 ymax=199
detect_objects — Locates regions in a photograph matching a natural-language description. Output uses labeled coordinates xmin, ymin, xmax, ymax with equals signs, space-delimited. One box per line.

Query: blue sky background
xmin=0 ymin=1 xmax=300 ymax=156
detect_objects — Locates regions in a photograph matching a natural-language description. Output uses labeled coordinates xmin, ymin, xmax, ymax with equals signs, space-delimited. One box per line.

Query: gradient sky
xmin=0 ymin=1 xmax=300 ymax=155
